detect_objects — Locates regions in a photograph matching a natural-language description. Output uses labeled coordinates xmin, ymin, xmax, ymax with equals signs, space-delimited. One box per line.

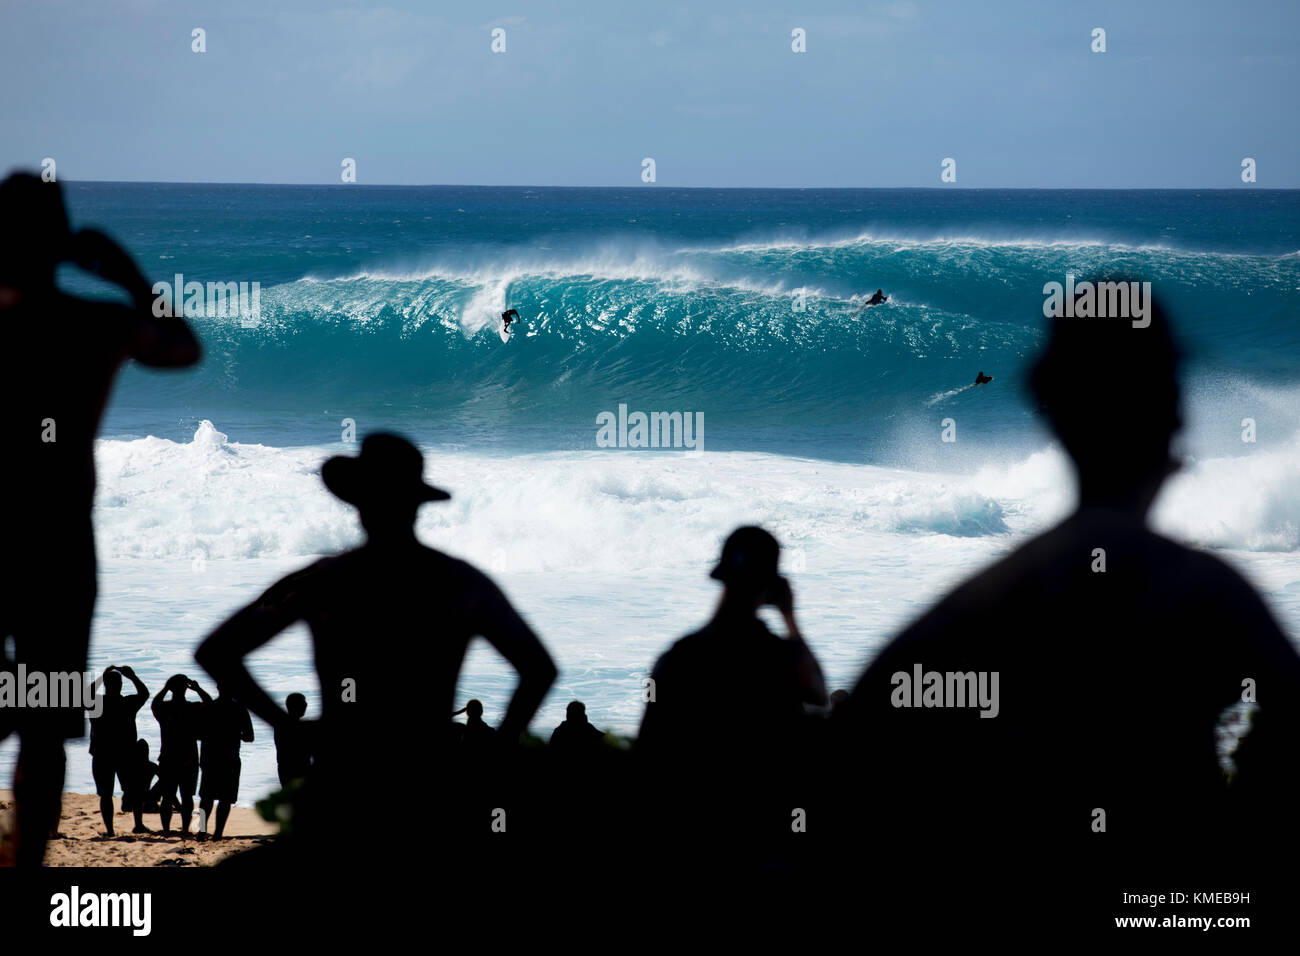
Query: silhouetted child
xmin=127 ymin=739 xmax=161 ymax=814
xmin=0 ymin=173 xmax=200 ymax=867
xmin=152 ymin=675 xmax=211 ymax=835
xmin=274 ymin=693 xmax=312 ymax=788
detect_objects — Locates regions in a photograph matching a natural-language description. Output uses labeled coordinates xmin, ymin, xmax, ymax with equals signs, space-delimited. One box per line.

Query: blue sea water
xmin=5 ymin=184 xmax=1300 ymax=805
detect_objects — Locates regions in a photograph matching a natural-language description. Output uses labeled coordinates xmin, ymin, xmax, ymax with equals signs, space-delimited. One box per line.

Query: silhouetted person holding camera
xmin=274 ymin=693 xmax=312 ymax=788
xmin=0 ymin=172 xmax=200 ymax=866
xmin=88 ymin=665 xmax=151 ymax=836
xmin=640 ymin=526 xmax=827 ymax=752
xmin=152 ymin=675 xmax=211 ymax=835
xmin=550 ymin=701 xmax=605 ymax=755
xmin=196 ymin=433 xmax=557 ymax=864
xmin=639 ymin=526 xmax=826 ymax=859
xmin=838 ymin=285 xmax=1300 ymax=908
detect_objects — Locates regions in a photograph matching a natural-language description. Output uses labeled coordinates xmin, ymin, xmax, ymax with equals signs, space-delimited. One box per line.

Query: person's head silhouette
xmin=321 ymin=433 xmax=450 ymax=541
xmin=465 ymin=699 xmax=484 ymax=722
xmin=710 ymin=525 xmax=781 ymax=605
xmin=102 ymin=668 xmax=123 ymax=697
xmin=0 ymin=172 xmax=71 ymax=289
xmin=1029 ymin=281 xmax=1182 ymax=515
xmin=286 ymin=693 xmax=308 ymax=719
xmin=566 ymin=701 xmax=586 ymax=722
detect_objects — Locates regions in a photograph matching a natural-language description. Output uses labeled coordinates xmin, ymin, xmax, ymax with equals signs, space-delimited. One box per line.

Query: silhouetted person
xmin=639 ymin=527 xmax=826 ymax=859
xmin=974 ymin=370 xmax=992 ymax=385
xmin=128 ymin=739 xmax=161 ymax=814
xmin=0 ymin=172 xmax=200 ymax=866
xmin=549 ymin=701 xmax=605 ymax=754
xmin=274 ymin=693 xmax=312 ymax=788
xmin=88 ymin=665 xmax=150 ymax=836
xmin=195 ymin=433 xmax=557 ymax=862
xmin=641 ymin=527 xmax=827 ymax=753
xmin=198 ymin=690 xmax=254 ymax=840
xmin=838 ymin=285 xmax=1300 ymax=905
xmin=453 ymin=699 xmax=497 ymax=749
xmin=152 ymin=675 xmax=211 ymax=835
xmin=828 ymin=689 xmax=850 ymax=713
xmin=501 ymin=308 xmax=519 ymax=333
xmin=864 ymin=288 xmax=887 ymax=306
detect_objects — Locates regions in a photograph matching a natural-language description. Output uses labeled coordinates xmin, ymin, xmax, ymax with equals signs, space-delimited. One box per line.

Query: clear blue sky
xmin=2 ymin=0 xmax=1296 ymax=186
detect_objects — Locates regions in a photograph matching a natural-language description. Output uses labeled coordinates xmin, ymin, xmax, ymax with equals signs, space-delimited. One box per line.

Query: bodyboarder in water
xmin=864 ymin=289 xmax=888 ymax=306
xmin=975 ymin=371 xmax=993 ymax=385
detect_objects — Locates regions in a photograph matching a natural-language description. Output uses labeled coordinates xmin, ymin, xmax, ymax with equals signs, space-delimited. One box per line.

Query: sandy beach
xmin=0 ymin=791 xmax=278 ymax=867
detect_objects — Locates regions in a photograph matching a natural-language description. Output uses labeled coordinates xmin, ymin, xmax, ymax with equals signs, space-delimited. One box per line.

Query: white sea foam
xmin=93 ymin=420 xmax=1300 ymax=566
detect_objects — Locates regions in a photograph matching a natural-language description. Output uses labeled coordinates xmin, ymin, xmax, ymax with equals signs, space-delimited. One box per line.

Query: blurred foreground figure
xmin=839 ymin=284 xmax=1300 ymax=904
xmin=0 ymin=172 xmax=199 ymax=867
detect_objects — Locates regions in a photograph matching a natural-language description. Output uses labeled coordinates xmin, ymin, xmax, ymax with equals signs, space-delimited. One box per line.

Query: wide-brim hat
xmin=321 ymin=433 xmax=450 ymax=507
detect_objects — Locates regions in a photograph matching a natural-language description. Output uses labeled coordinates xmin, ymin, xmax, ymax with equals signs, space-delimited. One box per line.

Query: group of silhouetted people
xmin=3 ymin=173 xmax=1298 ymax=924
xmin=88 ymin=668 xmax=310 ymax=841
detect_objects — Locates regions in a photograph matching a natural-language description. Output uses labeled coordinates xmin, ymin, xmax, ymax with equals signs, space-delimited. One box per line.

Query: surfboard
xmin=499 ymin=308 xmax=519 ymax=343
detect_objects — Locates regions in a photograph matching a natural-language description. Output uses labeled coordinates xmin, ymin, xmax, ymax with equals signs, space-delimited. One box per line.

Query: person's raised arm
xmin=470 ymin=574 xmax=557 ymax=743
xmin=88 ymin=666 xmax=112 ymax=697
xmin=120 ymin=666 xmax=149 ymax=707
xmin=69 ymin=228 xmax=202 ymax=368
xmin=189 ymin=679 xmax=213 ymax=705
xmin=151 ymin=682 xmax=171 ymax=720
xmin=195 ymin=572 xmax=310 ymax=732
xmin=769 ymin=577 xmax=828 ymax=707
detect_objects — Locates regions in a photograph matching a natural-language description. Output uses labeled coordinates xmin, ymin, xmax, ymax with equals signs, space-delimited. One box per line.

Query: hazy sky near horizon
xmin=2 ymin=0 xmax=1297 ymax=187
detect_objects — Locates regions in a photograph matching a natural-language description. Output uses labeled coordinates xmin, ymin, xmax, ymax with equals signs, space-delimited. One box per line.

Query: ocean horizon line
xmin=44 ymin=180 xmax=1300 ymax=192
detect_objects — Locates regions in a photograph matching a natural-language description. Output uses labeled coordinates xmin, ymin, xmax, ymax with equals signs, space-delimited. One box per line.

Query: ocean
xmin=4 ymin=184 xmax=1299 ymax=805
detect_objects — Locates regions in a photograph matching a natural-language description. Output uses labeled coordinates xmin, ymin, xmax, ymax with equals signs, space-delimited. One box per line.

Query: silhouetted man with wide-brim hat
xmin=196 ymin=433 xmax=557 ymax=863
